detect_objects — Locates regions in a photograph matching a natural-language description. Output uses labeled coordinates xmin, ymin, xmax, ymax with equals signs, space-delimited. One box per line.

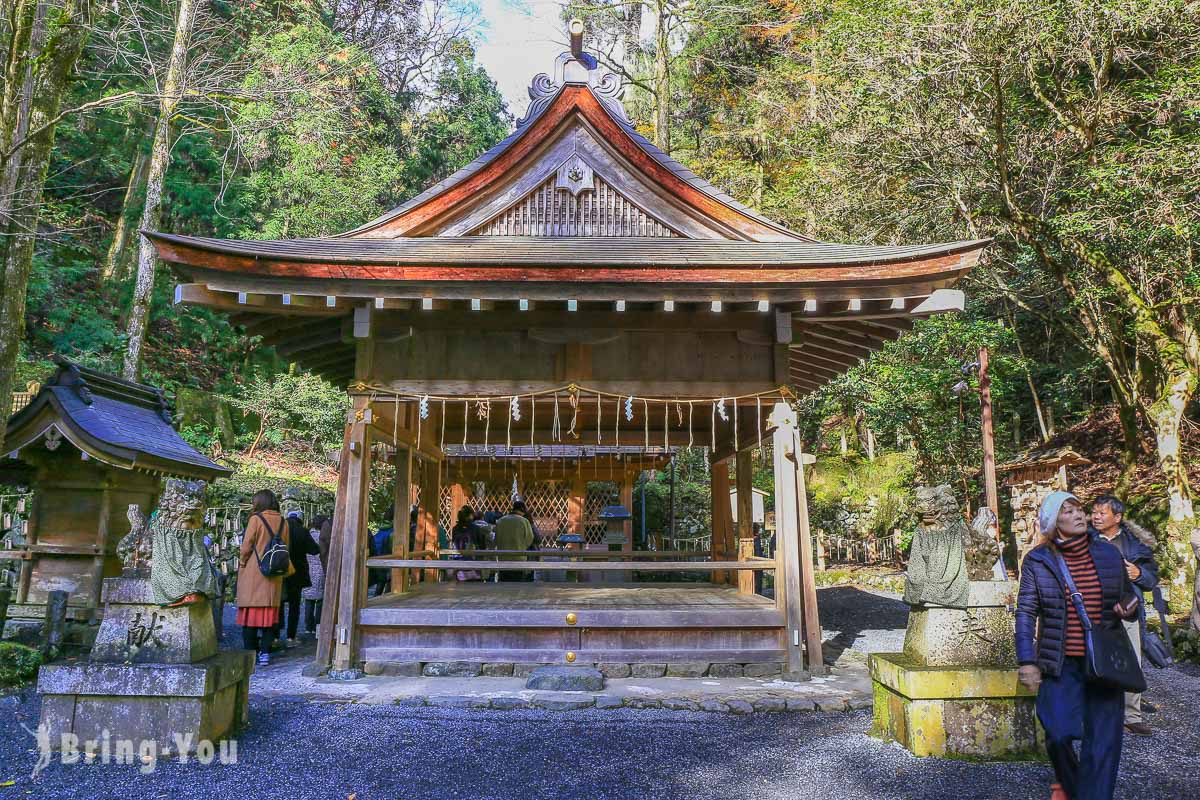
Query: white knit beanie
xmin=1038 ymin=491 xmax=1080 ymax=537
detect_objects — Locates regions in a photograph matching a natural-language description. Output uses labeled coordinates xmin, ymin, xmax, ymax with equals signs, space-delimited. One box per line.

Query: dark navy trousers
xmin=1037 ymin=656 xmax=1125 ymax=800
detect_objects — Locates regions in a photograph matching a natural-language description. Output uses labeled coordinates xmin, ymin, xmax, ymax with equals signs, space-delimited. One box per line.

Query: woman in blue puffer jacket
xmin=1016 ymin=491 xmax=1141 ymax=800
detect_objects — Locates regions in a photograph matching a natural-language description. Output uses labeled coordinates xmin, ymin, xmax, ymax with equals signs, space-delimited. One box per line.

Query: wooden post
xmin=0 ymin=588 xmax=9 ymax=638
xmin=316 ymin=421 xmax=354 ymax=671
xmin=710 ymin=458 xmax=733 ymax=585
xmin=619 ymin=475 xmax=634 ymax=583
xmin=43 ymin=589 xmax=68 ymax=658
xmin=391 ymin=446 xmax=410 ymax=593
xmin=329 ymin=398 xmax=372 ymax=677
xmin=417 ymin=456 xmax=441 ymax=582
xmin=770 ymin=402 xmax=821 ymax=675
xmin=791 ymin=426 xmax=825 ymax=674
xmin=735 ymin=449 xmax=756 ymax=595
xmin=567 ymin=475 xmax=585 ymax=543
xmin=979 ymin=346 xmax=1005 ymax=576
xmin=619 ymin=475 xmax=634 ymax=555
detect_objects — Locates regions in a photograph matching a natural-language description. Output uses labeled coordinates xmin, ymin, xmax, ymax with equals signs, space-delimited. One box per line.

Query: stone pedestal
xmin=869 ymin=580 xmax=1043 ymax=759
xmin=36 ymin=578 xmax=253 ymax=753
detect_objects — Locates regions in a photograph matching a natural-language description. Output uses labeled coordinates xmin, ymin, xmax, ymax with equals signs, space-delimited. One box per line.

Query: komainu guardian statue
xmin=904 ymin=485 xmax=1003 ymax=609
xmin=119 ymin=479 xmax=218 ymax=607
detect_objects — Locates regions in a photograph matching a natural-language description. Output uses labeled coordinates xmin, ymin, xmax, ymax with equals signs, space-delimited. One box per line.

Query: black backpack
xmin=254 ymin=513 xmax=291 ymax=577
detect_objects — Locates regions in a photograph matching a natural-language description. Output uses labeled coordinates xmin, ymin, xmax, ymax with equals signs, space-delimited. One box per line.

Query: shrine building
xmin=145 ymin=25 xmax=988 ymax=678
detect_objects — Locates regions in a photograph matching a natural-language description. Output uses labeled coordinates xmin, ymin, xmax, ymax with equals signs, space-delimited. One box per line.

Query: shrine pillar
xmin=769 ymin=402 xmax=824 ymax=675
xmin=318 ymin=397 xmax=373 ymax=677
xmin=735 ymin=449 xmax=756 ymax=595
xmin=391 ymin=446 xmax=412 ymax=592
xmin=709 ymin=458 xmax=733 ymax=584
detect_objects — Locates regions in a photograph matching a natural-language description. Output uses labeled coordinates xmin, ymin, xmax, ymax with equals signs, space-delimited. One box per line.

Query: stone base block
xmin=90 ymin=578 xmax=217 ymax=664
xmin=868 ymin=652 xmax=1042 ymax=759
xmin=36 ymin=650 xmax=254 ymax=752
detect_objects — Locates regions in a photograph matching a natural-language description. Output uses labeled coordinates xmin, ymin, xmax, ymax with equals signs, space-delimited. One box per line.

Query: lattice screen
xmin=584 ymin=482 xmax=619 ymax=545
xmin=455 ymin=481 xmax=568 ymax=546
xmin=471 ymin=175 xmax=678 ymax=237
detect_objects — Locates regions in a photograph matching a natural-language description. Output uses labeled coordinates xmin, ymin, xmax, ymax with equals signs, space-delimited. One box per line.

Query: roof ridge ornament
xmin=517 ymin=18 xmax=628 ymax=130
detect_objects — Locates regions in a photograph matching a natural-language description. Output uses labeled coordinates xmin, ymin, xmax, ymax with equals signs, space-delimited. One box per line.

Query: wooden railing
xmin=368 ymin=557 xmax=775 ymax=573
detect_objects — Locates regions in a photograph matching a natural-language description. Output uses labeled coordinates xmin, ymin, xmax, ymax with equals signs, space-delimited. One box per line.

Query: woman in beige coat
xmin=236 ymin=490 xmax=291 ymax=664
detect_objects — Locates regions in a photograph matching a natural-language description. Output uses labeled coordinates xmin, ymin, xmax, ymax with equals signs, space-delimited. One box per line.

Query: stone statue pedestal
xmin=869 ymin=580 xmax=1043 ymax=759
xmin=37 ymin=578 xmax=254 ymax=753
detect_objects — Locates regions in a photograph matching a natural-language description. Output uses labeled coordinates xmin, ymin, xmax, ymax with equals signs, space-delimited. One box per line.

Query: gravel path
xmin=817 ymin=584 xmax=910 ymax=664
xmin=1 ymin=586 xmax=1196 ymax=800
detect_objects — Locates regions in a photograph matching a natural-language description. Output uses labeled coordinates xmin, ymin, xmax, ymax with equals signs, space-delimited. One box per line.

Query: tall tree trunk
xmin=122 ymin=0 xmax=200 ymax=381
xmin=102 ymin=124 xmax=151 ymax=285
xmin=652 ymin=0 xmax=669 ymax=152
xmin=0 ymin=0 xmax=93 ymax=456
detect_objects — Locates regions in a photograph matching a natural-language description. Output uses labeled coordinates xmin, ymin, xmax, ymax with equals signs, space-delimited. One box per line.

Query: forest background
xmin=1 ymin=0 xmax=1198 ymax=617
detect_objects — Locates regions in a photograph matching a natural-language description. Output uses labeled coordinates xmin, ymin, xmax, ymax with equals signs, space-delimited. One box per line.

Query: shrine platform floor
xmin=357 ymin=582 xmax=787 ymax=665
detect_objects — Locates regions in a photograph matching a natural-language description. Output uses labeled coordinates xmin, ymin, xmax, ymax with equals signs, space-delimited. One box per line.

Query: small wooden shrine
xmin=997 ymin=446 xmax=1092 ymax=562
xmin=146 ymin=25 xmax=986 ymax=677
xmin=1 ymin=358 xmax=228 ymax=626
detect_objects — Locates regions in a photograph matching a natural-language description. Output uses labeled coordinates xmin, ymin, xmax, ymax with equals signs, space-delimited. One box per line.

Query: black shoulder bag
xmin=1053 ymin=551 xmax=1147 ymax=693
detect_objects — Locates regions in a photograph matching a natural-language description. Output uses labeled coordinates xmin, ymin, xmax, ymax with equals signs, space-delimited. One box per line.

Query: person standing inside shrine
xmin=237 ymin=490 xmax=292 ymax=666
xmin=494 ymin=503 xmax=534 ymax=582
xmin=1090 ymin=493 xmax=1160 ymax=736
xmin=303 ymin=515 xmax=327 ymax=635
xmin=1016 ymin=492 xmax=1142 ymax=800
xmin=279 ymin=511 xmax=319 ymax=646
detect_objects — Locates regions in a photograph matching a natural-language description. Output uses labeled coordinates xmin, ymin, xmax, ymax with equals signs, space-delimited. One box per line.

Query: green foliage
xmin=1172 ymin=627 xmax=1200 ymax=665
xmin=807 ymin=316 xmax=1022 ymax=494
xmin=0 ymin=642 xmax=43 ymax=688
xmin=205 ymin=465 xmax=334 ymax=509
xmin=808 ymin=452 xmax=916 ymax=540
xmin=223 ymin=371 xmax=348 ymax=455
xmin=178 ymin=423 xmax=222 ymax=455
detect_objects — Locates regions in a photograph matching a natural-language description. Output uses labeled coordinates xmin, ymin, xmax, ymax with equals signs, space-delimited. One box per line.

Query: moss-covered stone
xmin=869 ymin=652 xmax=1043 ymax=760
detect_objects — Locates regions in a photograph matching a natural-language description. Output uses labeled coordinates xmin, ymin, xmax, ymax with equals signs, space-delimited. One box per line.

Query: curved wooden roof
xmin=141 ymin=44 xmax=990 ymax=396
xmin=343 ymin=83 xmax=812 ymax=242
xmin=4 ymin=359 xmax=230 ymax=479
xmin=145 ymin=231 xmax=986 ymax=288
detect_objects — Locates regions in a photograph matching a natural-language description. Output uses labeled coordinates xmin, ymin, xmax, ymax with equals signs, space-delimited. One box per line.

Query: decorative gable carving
xmin=471 ymin=173 xmax=678 ymax=237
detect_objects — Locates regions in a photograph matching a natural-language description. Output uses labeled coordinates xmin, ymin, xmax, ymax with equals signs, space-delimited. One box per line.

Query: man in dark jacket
xmin=1091 ymin=494 xmax=1159 ymax=735
xmin=280 ymin=512 xmax=320 ymax=644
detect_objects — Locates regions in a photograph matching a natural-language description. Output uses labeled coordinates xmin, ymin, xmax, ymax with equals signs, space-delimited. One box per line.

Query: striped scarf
xmin=1056 ymin=533 xmax=1102 ymax=657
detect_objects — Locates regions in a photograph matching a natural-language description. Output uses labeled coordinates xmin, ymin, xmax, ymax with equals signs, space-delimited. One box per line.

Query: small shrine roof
xmin=4 ymin=358 xmax=230 ymax=479
xmin=996 ymin=446 xmax=1093 ymax=474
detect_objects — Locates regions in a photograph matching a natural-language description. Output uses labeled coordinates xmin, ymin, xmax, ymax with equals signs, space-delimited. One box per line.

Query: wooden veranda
xmin=146 ymin=24 xmax=986 ymax=678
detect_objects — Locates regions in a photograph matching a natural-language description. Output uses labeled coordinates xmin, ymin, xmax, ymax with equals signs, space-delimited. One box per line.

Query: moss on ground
xmin=0 ymin=642 xmax=42 ymax=688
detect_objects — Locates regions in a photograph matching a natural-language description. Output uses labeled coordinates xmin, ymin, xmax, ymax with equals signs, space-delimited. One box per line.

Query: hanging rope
xmin=663 ymin=402 xmax=669 ymax=450
xmin=462 ymin=400 xmax=469 ymax=448
xmin=733 ymin=400 xmax=739 ymax=453
xmin=615 ymin=396 xmax=620 ymax=446
xmin=596 ymin=391 xmax=602 ymax=444
xmin=506 ymin=396 xmax=513 ymax=449
xmin=757 ymin=396 xmax=763 ymax=452
xmin=567 ymin=388 xmax=580 ymax=439
xmin=711 ymin=401 xmax=717 ymax=451
xmin=688 ymin=401 xmax=694 ymax=448
xmin=440 ymin=399 xmax=446 ymax=450
xmin=643 ymin=399 xmax=650 ymax=450
xmin=530 ymin=394 xmax=536 ymax=447
xmin=552 ymin=392 xmax=561 ymax=442
xmin=350 ymin=380 xmax=785 ymax=405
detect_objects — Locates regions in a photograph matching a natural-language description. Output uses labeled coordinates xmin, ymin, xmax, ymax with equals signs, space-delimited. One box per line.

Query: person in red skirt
xmin=237 ymin=490 xmax=292 ymax=665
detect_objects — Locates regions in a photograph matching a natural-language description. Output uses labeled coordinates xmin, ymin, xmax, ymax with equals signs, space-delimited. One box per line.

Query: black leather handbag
xmin=1054 ymin=551 xmax=1147 ymax=693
